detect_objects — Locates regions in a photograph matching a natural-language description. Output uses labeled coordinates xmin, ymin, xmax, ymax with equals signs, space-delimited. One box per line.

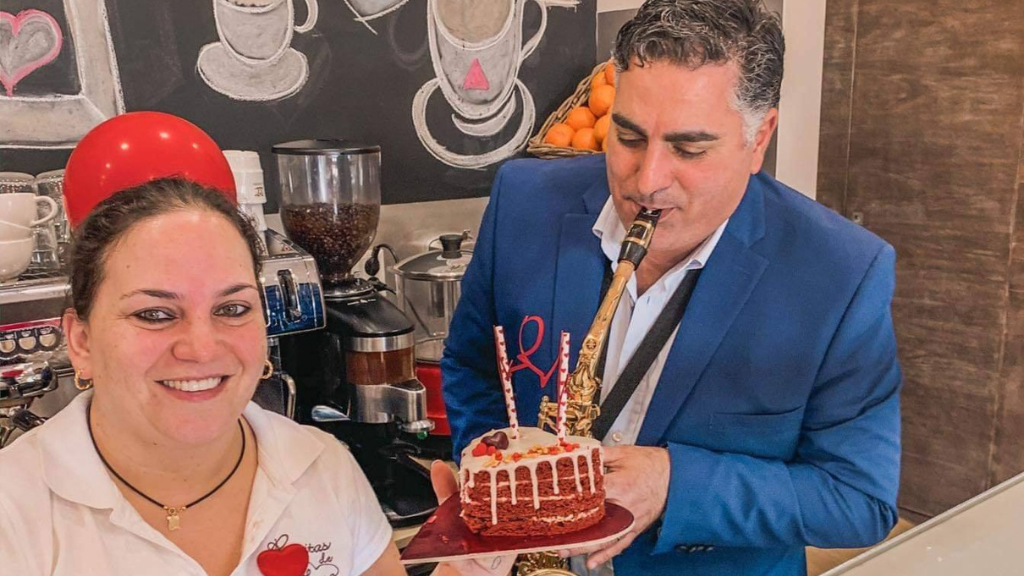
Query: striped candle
xmin=557 ymin=331 xmax=570 ymax=441
xmin=492 ymin=325 xmax=520 ymax=439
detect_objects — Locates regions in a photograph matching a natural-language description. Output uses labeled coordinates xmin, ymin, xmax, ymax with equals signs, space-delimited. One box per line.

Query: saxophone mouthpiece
xmin=618 ymin=208 xmax=662 ymax=266
xmin=637 ymin=207 xmax=662 ymax=221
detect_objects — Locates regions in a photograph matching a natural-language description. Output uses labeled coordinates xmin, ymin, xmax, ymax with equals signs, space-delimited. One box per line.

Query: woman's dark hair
xmin=69 ymin=177 xmax=263 ymax=319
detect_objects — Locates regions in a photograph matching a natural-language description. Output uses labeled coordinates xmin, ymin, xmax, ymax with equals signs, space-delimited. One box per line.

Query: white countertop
xmin=824 ymin=471 xmax=1024 ymax=575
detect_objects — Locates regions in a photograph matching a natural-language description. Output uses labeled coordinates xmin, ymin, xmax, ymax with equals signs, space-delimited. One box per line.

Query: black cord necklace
xmin=86 ymin=406 xmax=246 ymax=531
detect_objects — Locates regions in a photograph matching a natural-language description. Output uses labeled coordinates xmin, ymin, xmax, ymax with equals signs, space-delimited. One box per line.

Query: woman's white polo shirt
xmin=0 ymin=392 xmax=393 ymax=576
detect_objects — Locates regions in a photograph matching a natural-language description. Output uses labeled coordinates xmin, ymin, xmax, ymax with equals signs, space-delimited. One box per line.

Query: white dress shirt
xmin=0 ymin=392 xmax=392 ymax=576
xmin=592 ymin=198 xmax=727 ymax=447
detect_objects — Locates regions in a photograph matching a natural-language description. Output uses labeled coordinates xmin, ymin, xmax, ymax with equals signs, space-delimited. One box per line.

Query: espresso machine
xmin=0 ymin=274 xmax=67 ymax=448
xmin=272 ymin=139 xmax=436 ymax=527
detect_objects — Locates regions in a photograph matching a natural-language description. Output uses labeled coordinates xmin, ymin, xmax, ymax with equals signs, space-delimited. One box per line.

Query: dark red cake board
xmin=400 ymin=498 xmax=635 ymax=565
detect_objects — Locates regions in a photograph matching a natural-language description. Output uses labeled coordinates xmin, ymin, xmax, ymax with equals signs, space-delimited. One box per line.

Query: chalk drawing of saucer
xmin=412 ymin=78 xmax=535 ymax=169
xmin=198 ymin=42 xmax=309 ymax=102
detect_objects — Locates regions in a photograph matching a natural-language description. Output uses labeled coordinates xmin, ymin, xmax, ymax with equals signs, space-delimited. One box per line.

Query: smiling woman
xmin=0 ymin=176 xmax=514 ymax=576
xmin=0 ymin=179 xmax=393 ymax=576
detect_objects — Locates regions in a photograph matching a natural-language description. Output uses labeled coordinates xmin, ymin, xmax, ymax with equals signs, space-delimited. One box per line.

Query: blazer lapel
xmin=636 ymin=179 xmax=770 ymax=446
xmin=550 ymin=183 xmax=609 ymax=376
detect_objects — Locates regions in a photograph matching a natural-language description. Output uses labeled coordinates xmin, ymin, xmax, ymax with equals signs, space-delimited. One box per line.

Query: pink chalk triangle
xmin=462 ymin=58 xmax=490 ymax=91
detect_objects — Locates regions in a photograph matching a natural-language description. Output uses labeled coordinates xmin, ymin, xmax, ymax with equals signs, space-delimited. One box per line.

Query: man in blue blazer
xmin=442 ymin=2 xmax=901 ymax=575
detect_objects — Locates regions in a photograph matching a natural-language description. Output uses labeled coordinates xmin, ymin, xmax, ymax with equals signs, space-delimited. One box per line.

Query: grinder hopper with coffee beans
xmin=272 ymin=139 xmax=437 ymax=527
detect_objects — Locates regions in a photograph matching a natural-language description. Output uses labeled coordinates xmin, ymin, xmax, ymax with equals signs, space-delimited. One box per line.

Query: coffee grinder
xmin=272 ymin=140 xmax=437 ymax=527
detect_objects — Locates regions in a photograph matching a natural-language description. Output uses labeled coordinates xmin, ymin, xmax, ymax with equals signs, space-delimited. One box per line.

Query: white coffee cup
xmin=0 ymin=193 xmax=58 ymax=228
xmin=0 ymin=237 xmax=34 ymax=282
xmin=0 ymin=219 xmax=32 ymax=242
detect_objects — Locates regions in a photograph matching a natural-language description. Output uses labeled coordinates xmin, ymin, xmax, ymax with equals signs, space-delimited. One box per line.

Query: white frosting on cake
xmin=459 ymin=427 xmax=604 ymax=525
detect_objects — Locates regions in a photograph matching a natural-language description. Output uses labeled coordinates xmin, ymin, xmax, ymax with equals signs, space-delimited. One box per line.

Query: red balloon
xmin=63 ymin=111 xmax=236 ymax=228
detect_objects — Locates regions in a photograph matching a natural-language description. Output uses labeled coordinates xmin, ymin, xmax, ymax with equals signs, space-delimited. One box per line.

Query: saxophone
xmin=518 ymin=208 xmax=662 ymax=576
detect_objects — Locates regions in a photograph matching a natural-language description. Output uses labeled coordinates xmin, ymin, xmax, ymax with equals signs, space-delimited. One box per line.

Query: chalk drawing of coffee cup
xmin=412 ymin=0 xmax=577 ymax=169
xmin=430 ymin=0 xmax=543 ymax=121
xmin=198 ymin=0 xmax=319 ymax=101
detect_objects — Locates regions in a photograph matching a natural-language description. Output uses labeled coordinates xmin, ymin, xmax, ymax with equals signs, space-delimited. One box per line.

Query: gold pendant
xmin=164 ymin=506 xmax=186 ymax=531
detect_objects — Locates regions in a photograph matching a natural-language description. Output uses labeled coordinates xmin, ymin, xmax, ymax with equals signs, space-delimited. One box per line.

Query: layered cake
xmin=459 ymin=427 xmax=605 ymax=536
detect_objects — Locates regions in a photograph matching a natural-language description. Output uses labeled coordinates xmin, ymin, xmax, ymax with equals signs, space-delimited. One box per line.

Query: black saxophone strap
xmin=591 ymin=265 xmax=702 ymax=441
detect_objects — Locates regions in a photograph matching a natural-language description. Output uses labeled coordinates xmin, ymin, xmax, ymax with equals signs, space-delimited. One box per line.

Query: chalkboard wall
xmin=0 ymin=0 xmax=597 ymax=210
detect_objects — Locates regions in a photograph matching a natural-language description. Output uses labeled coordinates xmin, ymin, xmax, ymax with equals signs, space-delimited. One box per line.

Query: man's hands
xmin=430 ymin=461 xmax=516 ymax=576
xmin=559 ymin=446 xmax=671 ymax=569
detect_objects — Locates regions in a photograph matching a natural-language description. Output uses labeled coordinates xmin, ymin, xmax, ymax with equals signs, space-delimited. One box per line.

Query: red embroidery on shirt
xmin=257 ymin=543 xmax=308 ymax=576
xmin=260 ymin=535 xmax=339 ymax=576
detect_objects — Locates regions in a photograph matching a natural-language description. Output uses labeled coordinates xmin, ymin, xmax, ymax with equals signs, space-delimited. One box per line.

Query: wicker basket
xmin=527 ymin=62 xmax=608 ymax=159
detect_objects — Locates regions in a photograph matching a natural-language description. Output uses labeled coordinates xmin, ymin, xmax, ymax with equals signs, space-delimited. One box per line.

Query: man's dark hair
xmin=613 ymin=0 xmax=784 ymax=141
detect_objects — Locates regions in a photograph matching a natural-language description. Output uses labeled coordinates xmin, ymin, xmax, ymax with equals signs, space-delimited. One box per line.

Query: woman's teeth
xmin=160 ymin=377 xmax=222 ymax=392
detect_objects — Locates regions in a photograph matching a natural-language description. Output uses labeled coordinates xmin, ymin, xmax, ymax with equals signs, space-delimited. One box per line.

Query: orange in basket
xmin=565 ymin=107 xmax=597 ymax=131
xmin=593 ymin=114 xmax=611 ymax=143
xmin=571 ymin=128 xmax=600 ymax=151
xmin=527 ymin=61 xmax=618 ymax=159
xmin=544 ymin=123 xmax=575 ymax=147
xmin=589 ymin=85 xmax=616 ymax=118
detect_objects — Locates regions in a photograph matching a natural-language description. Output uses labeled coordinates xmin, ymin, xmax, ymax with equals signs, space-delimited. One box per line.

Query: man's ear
xmin=749 ymin=108 xmax=779 ymax=174
xmin=63 ymin=308 xmax=92 ymax=378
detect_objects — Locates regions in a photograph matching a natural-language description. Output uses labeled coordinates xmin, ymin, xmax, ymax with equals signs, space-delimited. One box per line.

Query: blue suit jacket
xmin=442 ymin=155 xmax=901 ymax=576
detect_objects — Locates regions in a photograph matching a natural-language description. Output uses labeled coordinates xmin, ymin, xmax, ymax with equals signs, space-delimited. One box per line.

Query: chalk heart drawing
xmin=412 ymin=0 xmax=578 ymax=169
xmin=198 ymin=0 xmax=319 ymax=101
xmin=0 ymin=10 xmax=64 ymax=97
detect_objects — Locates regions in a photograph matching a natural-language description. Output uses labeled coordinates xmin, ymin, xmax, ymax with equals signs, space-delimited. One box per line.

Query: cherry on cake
xmin=459 ymin=427 xmax=605 ymax=536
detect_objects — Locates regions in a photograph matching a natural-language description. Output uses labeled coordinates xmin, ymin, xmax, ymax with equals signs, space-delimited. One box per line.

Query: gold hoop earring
xmin=74 ymin=370 xmax=93 ymax=391
xmin=261 ymin=360 xmax=274 ymax=380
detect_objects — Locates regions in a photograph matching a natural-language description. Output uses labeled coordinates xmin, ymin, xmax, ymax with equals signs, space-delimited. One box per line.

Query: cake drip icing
xmin=461 ymin=427 xmax=604 ymax=525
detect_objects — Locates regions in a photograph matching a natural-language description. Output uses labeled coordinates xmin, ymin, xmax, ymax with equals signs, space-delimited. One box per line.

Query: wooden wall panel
xmin=815 ymin=0 xmax=858 ymax=213
xmin=818 ymin=0 xmax=1024 ymax=517
xmin=852 ymin=1 xmax=1021 ymax=76
xmin=992 ymin=133 xmax=1024 ymax=485
xmin=845 ymin=70 xmax=1022 ymax=233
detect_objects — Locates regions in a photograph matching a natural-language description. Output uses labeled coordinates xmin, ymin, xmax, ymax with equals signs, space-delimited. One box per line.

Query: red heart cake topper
xmin=257 ymin=543 xmax=309 ymax=576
